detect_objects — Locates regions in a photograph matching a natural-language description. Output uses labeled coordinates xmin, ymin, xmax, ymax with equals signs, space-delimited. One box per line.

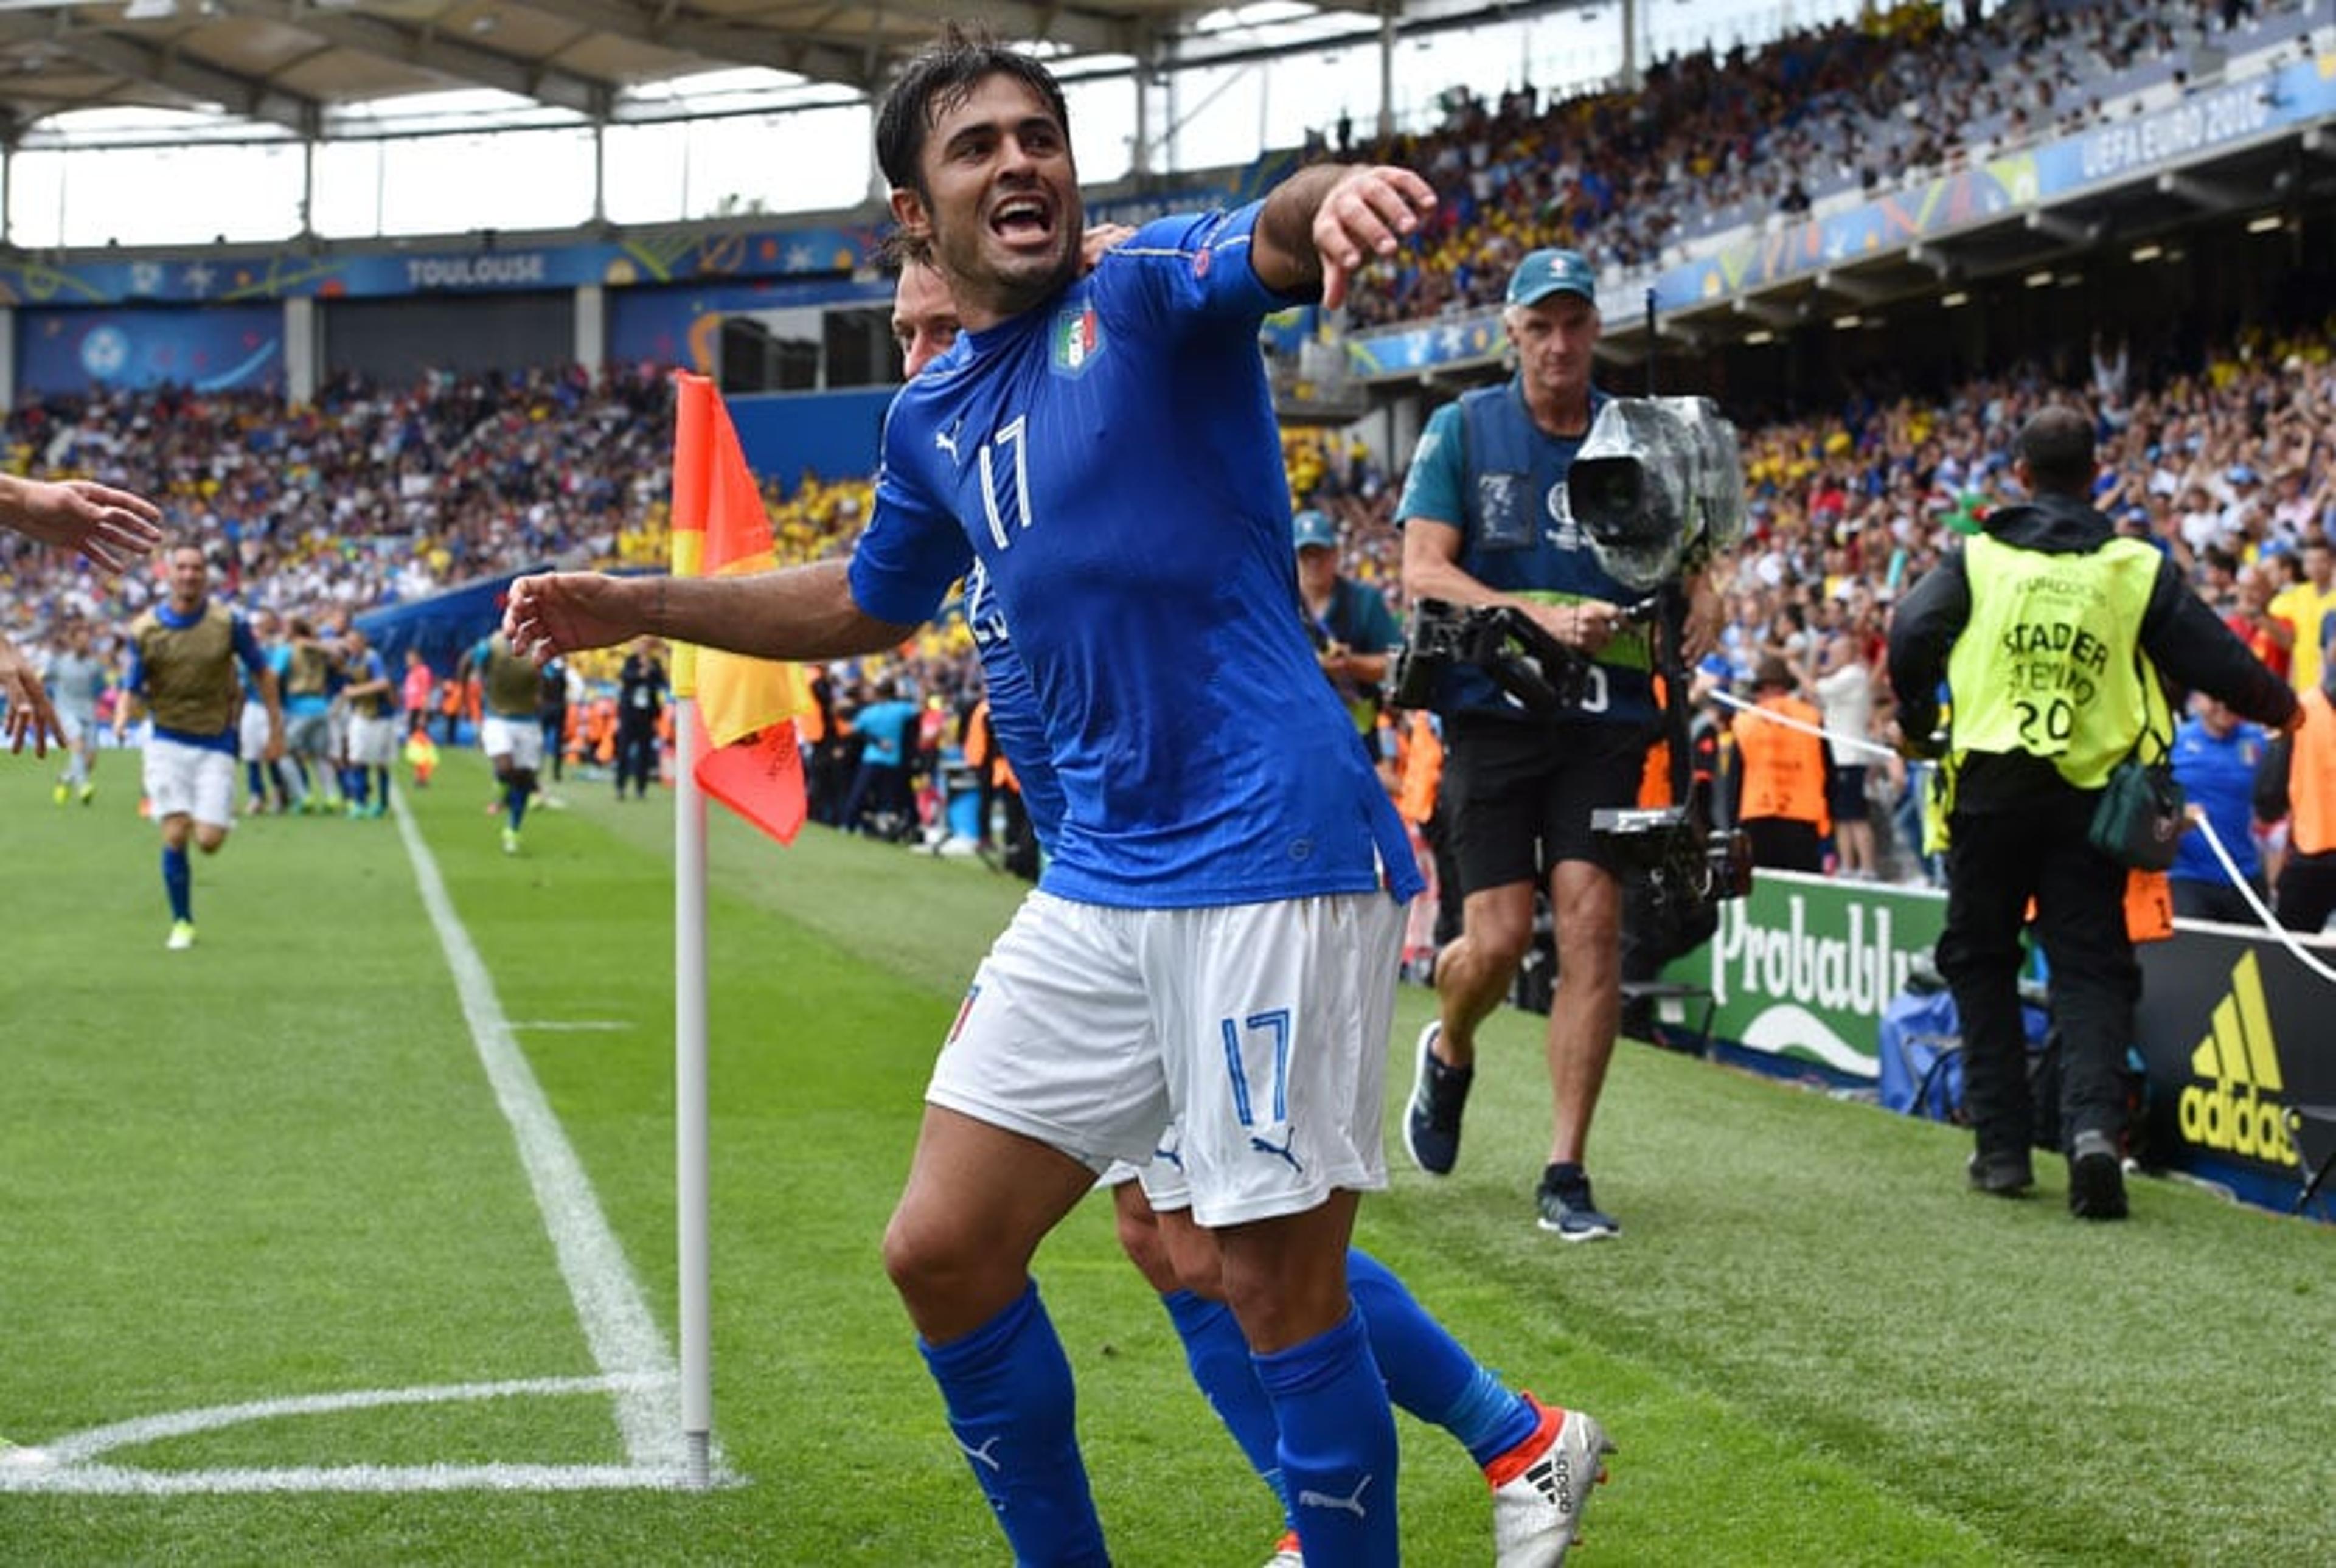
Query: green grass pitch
xmin=2 ymin=745 xmax=2330 ymax=1566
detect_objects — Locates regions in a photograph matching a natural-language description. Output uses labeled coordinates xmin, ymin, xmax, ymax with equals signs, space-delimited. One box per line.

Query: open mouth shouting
xmin=989 ymin=189 xmax=1058 ymax=252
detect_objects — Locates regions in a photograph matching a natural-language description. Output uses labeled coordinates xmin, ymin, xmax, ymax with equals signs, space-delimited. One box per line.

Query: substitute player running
xmin=469 ymin=628 xmax=545 ymax=854
xmin=44 ymin=620 xmax=109 ymax=805
xmin=120 ymin=544 xmax=282 ymax=950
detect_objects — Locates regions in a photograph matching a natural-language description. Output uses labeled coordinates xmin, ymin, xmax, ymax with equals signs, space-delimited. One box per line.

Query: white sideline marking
xmin=6 ymin=803 xmax=725 ymax=1496
xmin=0 ymin=1377 xmax=738 ymax=1494
xmin=511 ymin=1020 xmax=633 ymax=1033
xmin=387 ymin=794 xmax=685 ymax=1471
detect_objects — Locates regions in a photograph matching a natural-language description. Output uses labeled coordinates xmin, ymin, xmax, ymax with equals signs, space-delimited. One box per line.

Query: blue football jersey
xmin=850 ymin=205 xmax=1417 ymax=909
xmin=964 ymin=561 xmax=1068 ymax=847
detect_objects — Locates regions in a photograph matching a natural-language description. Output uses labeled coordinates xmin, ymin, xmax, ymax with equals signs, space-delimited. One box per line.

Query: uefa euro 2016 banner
xmin=1349 ymin=54 xmax=2336 ymax=379
xmin=1661 ymin=870 xmax=2336 ymax=1216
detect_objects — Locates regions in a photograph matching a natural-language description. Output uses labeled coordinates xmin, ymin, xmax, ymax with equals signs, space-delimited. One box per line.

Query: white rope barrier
xmin=1706 ymin=687 xmax=2335 ymax=983
xmin=2186 ymin=808 xmax=2336 ymax=987
xmin=1708 ymin=685 xmax=1900 ymax=761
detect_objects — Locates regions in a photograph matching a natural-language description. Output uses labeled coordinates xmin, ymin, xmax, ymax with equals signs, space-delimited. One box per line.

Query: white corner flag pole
xmin=674 ymin=693 xmax=714 ymax=1490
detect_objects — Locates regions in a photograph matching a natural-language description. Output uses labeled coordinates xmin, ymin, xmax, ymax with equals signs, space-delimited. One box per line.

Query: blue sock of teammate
xmin=162 ymin=845 xmax=192 ymax=923
xmin=1347 ymin=1249 xmax=1540 ymax=1468
xmin=245 ymin=760 xmax=263 ymax=799
xmin=373 ymin=767 xmax=392 ymax=809
xmin=919 ymin=1280 xmax=1108 ymax=1568
xmin=347 ymin=768 xmax=370 ymax=808
xmin=1253 ymin=1306 xmax=1398 ymax=1566
xmin=506 ymin=782 xmax=529 ymax=831
xmin=1162 ymin=1289 xmax=1291 ymax=1524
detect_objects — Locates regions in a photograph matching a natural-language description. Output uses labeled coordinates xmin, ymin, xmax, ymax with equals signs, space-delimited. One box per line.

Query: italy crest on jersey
xmin=1052 ymin=304 xmax=1102 ymax=376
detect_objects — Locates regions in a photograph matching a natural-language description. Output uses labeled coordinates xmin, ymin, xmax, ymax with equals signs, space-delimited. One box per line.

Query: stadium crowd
xmin=14 ymin=307 xmax=2332 ymax=894
xmin=1330 ymin=0 xmax=2317 ymax=327
xmin=3 ymin=2 xmax=2331 ymax=905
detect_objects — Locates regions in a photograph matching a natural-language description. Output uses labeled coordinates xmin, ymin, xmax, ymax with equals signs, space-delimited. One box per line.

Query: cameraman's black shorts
xmin=1442 ymin=715 xmax=1653 ymax=895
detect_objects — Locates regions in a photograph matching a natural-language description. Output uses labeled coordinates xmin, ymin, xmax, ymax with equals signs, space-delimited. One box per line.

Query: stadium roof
xmin=0 ymin=0 xmax=1397 ymax=142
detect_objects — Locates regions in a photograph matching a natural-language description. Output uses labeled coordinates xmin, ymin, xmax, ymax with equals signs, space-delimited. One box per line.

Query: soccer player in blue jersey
xmin=896 ymin=247 xmax=1610 ymax=1568
xmin=504 ymin=28 xmax=1599 ymax=1564
xmin=120 ymin=544 xmax=283 ymax=950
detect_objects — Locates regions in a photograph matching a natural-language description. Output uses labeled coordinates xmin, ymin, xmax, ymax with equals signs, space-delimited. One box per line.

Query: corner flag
xmin=668 ymin=370 xmax=815 ymax=1488
xmin=669 ymin=372 xmax=812 ymax=843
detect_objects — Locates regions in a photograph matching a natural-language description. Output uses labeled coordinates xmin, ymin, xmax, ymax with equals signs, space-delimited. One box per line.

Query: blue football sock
xmin=374 ymin=767 xmax=392 ymax=808
xmin=919 ymin=1280 xmax=1108 ymax=1568
xmin=1253 ymin=1307 xmax=1398 ymax=1567
xmin=162 ymin=845 xmax=192 ymax=923
xmin=1347 ymin=1249 xmax=1539 ymax=1469
xmin=347 ymin=768 xmax=370 ymax=807
xmin=507 ymin=783 xmax=529 ymax=830
xmin=1163 ymin=1289 xmax=1290 ymax=1526
xmin=245 ymin=761 xmax=263 ymax=799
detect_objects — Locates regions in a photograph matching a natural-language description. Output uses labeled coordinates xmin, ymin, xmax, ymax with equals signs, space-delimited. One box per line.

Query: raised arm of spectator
xmin=505 ymin=557 xmax=916 ymax=666
xmin=0 ymin=631 xmax=60 ymax=757
xmin=0 ymin=473 xmax=164 ymax=575
xmin=1251 ymin=163 xmax=1436 ymax=311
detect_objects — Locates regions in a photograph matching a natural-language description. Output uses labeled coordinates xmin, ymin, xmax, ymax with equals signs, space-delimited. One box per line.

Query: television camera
xmin=1390 ymin=394 xmax=1757 ymax=918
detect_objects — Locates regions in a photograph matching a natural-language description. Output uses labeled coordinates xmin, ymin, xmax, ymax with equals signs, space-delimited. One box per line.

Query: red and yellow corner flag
xmin=670 ymin=372 xmax=813 ymax=844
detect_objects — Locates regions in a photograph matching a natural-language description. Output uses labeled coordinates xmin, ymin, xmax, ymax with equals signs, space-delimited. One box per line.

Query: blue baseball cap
xmin=1292 ymin=509 xmax=1338 ymax=551
xmin=1506 ymin=248 xmax=1598 ymax=310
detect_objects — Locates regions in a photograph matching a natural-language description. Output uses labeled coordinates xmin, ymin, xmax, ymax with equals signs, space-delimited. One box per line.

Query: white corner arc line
xmin=40 ymin=1375 xmax=662 ymax=1466
xmin=389 ymin=794 xmax=686 ymax=1471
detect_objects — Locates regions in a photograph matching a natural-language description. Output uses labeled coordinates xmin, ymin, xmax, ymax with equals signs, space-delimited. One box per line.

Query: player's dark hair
xmin=2015 ymin=404 xmax=2095 ymax=498
xmin=874 ymin=22 xmax=1070 ymax=197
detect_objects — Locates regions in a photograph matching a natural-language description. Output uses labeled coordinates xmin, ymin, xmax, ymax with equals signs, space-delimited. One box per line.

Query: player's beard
xmin=937 ymin=198 xmax=1083 ymax=324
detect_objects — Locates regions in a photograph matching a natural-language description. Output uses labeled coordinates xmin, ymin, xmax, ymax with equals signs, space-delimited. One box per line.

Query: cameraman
xmin=1396 ymin=248 xmax=1718 ymax=1239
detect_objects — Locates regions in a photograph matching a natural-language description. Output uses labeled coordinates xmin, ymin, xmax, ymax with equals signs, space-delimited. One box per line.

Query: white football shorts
xmin=346 ymin=714 xmax=398 ymax=768
xmin=1099 ymin=1119 xmax=1193 ymax=1213
xmin=930 ymin=888 xmax=1403 ymax=1229
xmin=144 ymin=736 xmax=237 ymax=830
xmin=481 ymin=714 xmax=544 ymax=773
xmin=237 ymin=700 xmax=271 ymax=764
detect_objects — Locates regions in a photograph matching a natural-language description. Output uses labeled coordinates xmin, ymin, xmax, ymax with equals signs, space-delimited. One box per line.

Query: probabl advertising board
xmin=1661 ymin=869 xmax=2334 ymax=1213
xmin=1660 ymin=870 xmax=1944 ymax=1080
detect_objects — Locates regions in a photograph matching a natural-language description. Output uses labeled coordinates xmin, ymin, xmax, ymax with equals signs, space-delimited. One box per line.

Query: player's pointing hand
xmin=1313 ymin=165 xmax=1436 ymax=311
xmin=503 ymin=572 xmax=650 ymax=663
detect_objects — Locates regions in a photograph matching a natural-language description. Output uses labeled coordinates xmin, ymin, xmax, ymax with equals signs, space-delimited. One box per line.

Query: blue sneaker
xmin=1403 ymin=1020 xmax=1472 ymax=1177
xmin=1537 ymin=1164 xmax=1619 ymax=1241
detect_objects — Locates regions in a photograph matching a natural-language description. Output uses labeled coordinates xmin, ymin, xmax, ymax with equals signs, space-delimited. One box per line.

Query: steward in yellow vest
xmin=1885 ymin=406 xmax=2297 ymax=1220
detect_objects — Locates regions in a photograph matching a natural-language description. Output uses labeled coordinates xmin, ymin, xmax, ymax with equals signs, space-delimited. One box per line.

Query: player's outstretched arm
xmin=0 ymin=474 xmax=164 ymax=576
xmin=1251 ymin=163 xmax=1435 ymax=311
xmin=505 ymin=558 xmax=918 ymax=666
xmin=0 ymin=632 xmax=60 ymax=757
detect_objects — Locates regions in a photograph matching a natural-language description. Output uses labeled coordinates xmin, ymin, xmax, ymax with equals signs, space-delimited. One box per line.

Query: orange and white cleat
xmin=1486 ymin=1394 xmax=1614 ymax=1568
